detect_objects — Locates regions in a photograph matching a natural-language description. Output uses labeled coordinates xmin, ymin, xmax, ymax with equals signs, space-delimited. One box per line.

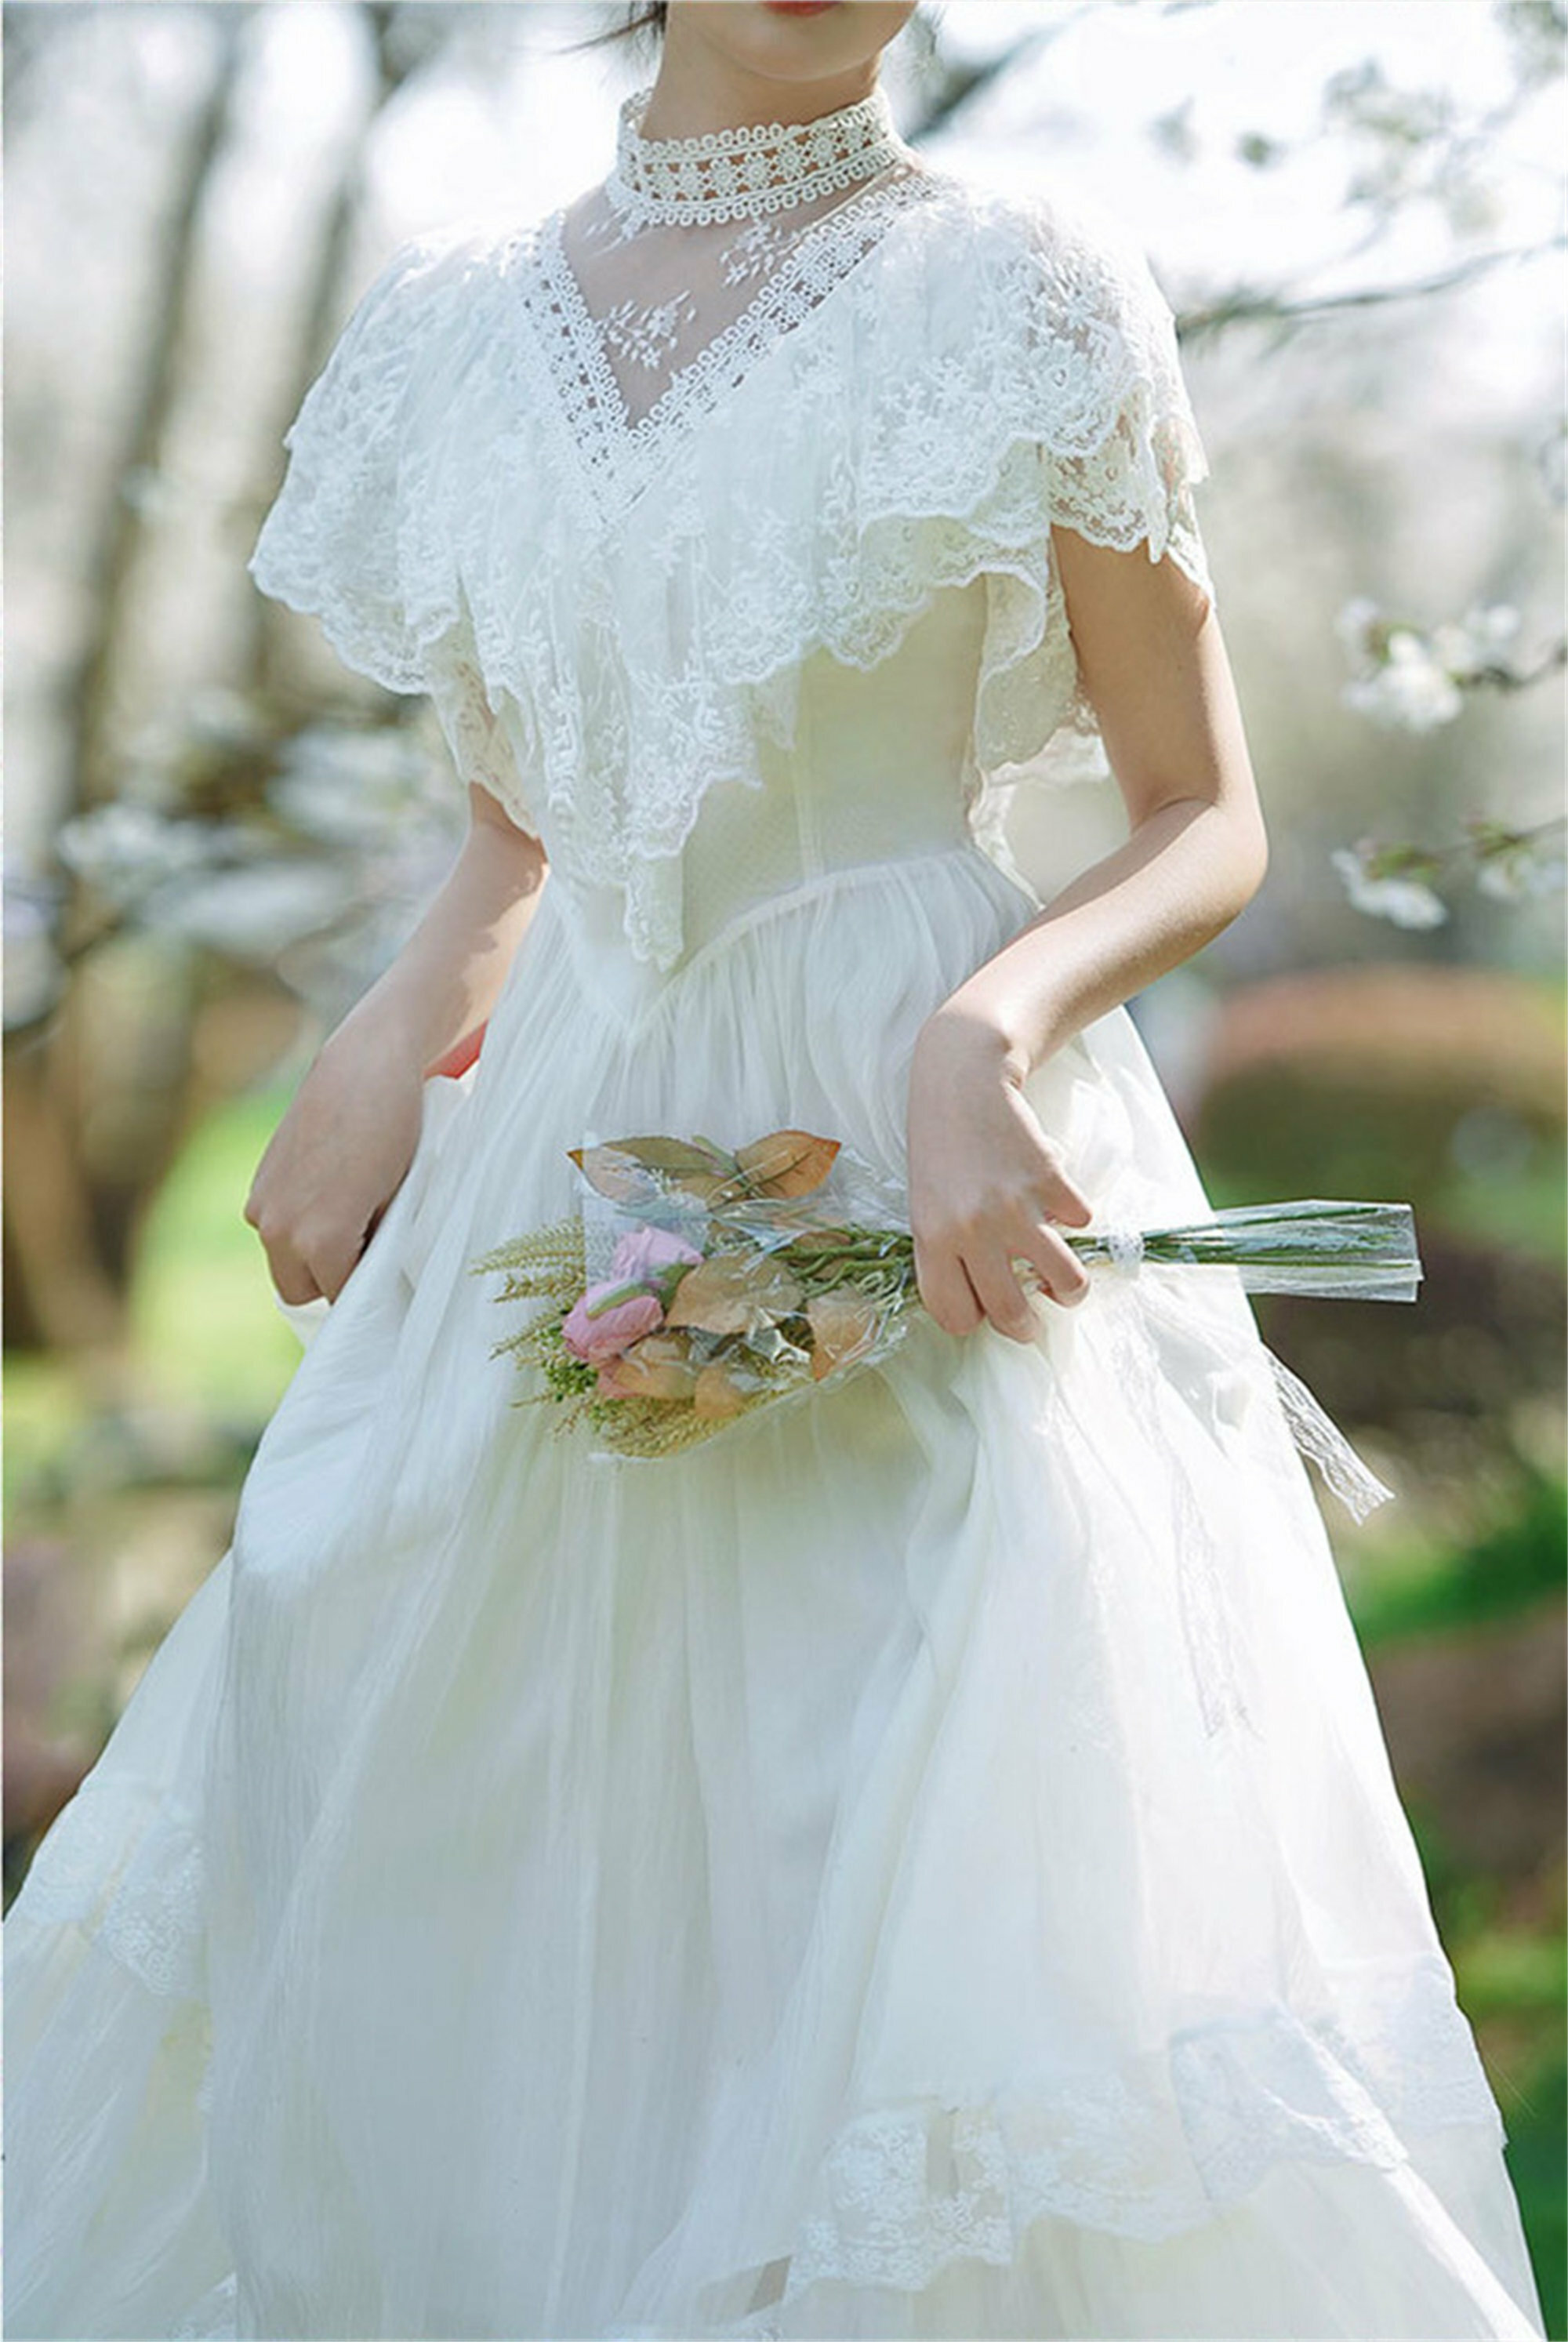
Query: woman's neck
xmin=637 ymin=56 xmax=880 ymax=144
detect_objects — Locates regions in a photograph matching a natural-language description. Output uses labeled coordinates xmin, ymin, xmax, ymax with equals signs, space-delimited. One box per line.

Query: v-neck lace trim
xmin=510 ymin=162 xmax=945 ymax=527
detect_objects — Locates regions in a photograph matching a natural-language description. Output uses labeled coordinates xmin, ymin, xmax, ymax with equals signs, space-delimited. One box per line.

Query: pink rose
xmin=608 ymin=1225 xmax=705 ymax=1287
xmin=561 ymin=1284 xmax=665 ymax=1363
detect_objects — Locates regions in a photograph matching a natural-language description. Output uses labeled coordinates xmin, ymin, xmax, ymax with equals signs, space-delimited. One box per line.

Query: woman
xmin=3 ymin=3 xmax=1548 ymax=2336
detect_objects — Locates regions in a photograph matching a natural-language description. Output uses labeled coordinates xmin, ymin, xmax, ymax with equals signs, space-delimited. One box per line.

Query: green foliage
xmin=1348 ymin=1466 xmax=1567 ymax=1646
xmin=1404 ymin=1817 xmax=1566 ymax=2336
xmin=1502 ymin=2042 xmax=1568 ymax=2339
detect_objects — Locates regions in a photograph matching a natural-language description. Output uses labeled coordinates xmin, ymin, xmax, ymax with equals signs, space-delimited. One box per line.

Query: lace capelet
xmin=247 ymin=172 xmax=1216 ymax=972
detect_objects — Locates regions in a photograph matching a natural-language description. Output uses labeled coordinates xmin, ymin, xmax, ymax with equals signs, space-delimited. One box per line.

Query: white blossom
xmin=1341 ymin=630 xmax=1464 ymax=731
xmin=271 ymin=721 xmax=448 ymax=845
xmin=158 ymin=862 xmax=354 ymax=958
xmin=1331 ymin=845 xmax=1449 ymax=928
xmin=1430 ymin=602 xmax=1522 ymax=674
xmin=1474 ymin=840 xmax=1566 ymax=900
xmin=1334 ymin=597 xmax=1384 ymax=659
xmin=54 ymin=803 xmax=217 ymax=903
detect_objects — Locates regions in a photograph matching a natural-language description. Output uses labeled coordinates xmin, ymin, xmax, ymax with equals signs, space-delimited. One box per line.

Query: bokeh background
xmin=4 ymin=0 xmax=1565 ymax=2321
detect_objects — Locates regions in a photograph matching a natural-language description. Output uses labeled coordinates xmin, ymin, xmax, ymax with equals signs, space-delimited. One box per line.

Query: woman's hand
xmin=242 ymin=779 xmax=548 ymax=1308
xmin=243 ymin=1015 xmax=426 ymax=1305
xmin=906 ymin=1001 xmax=1094 ymax=1341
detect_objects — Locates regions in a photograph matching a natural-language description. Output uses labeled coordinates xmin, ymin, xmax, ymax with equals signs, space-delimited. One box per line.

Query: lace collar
xmin=606 ymin=79 xmax=907 ymax=228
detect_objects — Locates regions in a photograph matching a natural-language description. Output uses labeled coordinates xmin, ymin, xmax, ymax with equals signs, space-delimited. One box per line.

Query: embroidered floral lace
xmin=13 ymin=1741 xmax=1508 ymax=2333
xmin=248 ymin=87 xmax=1219 ymax=977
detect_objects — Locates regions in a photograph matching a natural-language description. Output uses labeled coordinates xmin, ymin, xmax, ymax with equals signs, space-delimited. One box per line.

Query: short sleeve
xmin=246 ymin=227 xmax=475 ymax=695
xmin=1029 ymin=195 xmax=1216 ymax=622
xmin=420 ymin=600 xmax=543 ymax=841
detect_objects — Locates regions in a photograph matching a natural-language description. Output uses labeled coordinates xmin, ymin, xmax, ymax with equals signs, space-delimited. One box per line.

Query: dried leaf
xmin=665 ymin=1250 xmax=804 ymax=1334
xmin=596 ymin=1332 xmax=699 ymax=1401
xmin=687 ymin=1135 xmax=742 ymax=1171
xmin=734 ymin=1128 xmax=841 ymax=1199
xmin=693 ymin=1363 xmax=751 ymax=1419
xmin=807 ymin=1290 xmax=882 ymax=1382
xmin=568 ymin=1136 xmax=736 ymax=1205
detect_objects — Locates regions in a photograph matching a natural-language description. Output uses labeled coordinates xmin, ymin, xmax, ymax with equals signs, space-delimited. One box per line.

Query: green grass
xmin=2 ymin=1356 xmax=90 ymax=1516
xmin=6 ymin=1080 xmax=304 ymax=1524
xmin=129 ymin=1078 xmax=305 ymax=1420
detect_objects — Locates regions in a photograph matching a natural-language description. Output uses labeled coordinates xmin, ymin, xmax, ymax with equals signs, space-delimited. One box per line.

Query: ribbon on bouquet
xmin=1091 ymin=1276 xmax=1261 ymax=1741
xmin=1258 ymin=1348 xmax=1396 ymax=1521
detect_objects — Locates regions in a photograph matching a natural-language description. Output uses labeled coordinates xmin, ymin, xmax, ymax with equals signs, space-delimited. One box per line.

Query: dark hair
xmin=566 ymin=2 xmax=668 ymax=57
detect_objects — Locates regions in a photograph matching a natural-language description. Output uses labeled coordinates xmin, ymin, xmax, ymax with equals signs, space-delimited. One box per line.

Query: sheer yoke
xmin=552 ymin=154 xmax=935 ymax=439
xmin=510 ymin=84 xmax=943 ymax=529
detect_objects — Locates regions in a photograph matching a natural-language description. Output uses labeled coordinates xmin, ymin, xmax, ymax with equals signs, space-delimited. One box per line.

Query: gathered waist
xmin=535 ymin=841 xmax=1044 ymax=1040
xmin=661 ymin=840 xmax=1037 ymax=991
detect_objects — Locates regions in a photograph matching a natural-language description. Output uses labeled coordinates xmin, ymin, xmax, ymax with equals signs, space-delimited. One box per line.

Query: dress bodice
xmin=245 ymin=143 xmax=1218 ymax=984
xmin=528 ymin=576 xmax=989 ymax=1022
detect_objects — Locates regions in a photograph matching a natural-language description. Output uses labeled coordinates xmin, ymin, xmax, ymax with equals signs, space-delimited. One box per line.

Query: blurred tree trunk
xmin=250 ymin=4 xmax=438 ymax=700
xmin=4 ymin=15 xmax=246 ymax=1354
xmin=4 ymin=3 xmax=426 ymax=1358
xmin=68 ymin=12 xmax=245 ymax=815
xmin=2 ymin=1037 xmax=124 ymax=1357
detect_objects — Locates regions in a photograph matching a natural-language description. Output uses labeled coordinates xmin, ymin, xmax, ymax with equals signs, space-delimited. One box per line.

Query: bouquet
xmin=469 ymin=1126 xmax=1422 ymax=1470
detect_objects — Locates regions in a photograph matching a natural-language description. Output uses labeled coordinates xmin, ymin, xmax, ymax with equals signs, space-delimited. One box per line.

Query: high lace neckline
xmin=606 ymin=80 xmax=907 ymax=228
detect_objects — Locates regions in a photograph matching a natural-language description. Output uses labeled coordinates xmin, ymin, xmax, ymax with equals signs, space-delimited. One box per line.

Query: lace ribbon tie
xmin=1261 ymin=1345 xmax=1396 ymax=1523
xmin=1103 ymin=1224 xmax=1146 ymax=1274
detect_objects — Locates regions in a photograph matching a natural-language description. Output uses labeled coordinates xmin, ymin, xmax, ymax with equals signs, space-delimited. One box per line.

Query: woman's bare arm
xmin=244 ymin=782 xmax=549 ymax=1306
xmin=906 ymin=529 xmax=1269 ymax=1343
xmin=335 ymin=781 xmax=550 ymax=1079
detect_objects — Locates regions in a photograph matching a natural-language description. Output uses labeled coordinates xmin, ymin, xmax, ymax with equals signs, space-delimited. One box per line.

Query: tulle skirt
xmin=3 ymin=842 xmax=1547 ymax=2339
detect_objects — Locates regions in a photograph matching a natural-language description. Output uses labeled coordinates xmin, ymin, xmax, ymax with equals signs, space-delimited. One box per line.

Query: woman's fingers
xmin=913 ymin=1234 xmax=985 ymax=1338
xmin=250 ymin=1203 xmax=372 ymax=1307
xmin=1040 ymin=1163 xmax=1094 ymax=1229
xmin=963 ymin=1242 xmax=1041 ymax=1342
xmin=1020 ymin=1125 xmax=1095 ymax=1230
xmin=965 ymin=1217 xmax=1090 ymax=1340
xmin=907 ymin=1052 xmax=1101 ymax=1339
xmin=914 ymin=1182 xmax=1098 ymax=1337
xmin=241 ymin=1034 xmax=424 ymax=1307
xmin=1013 ymin=1218 xmax=1092 ymax=1310
xmin=916 ymin=1219 xmax=1090 ymax=1345
xmin=252 ymin=1215 xmax=324 ymax=1308
xmin=301 ymin=1214 xmax=375 ymax=1305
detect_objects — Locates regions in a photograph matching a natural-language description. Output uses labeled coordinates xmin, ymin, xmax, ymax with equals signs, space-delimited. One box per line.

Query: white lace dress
xmin=2 ymin=87 xmax=1548 ymax=2342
